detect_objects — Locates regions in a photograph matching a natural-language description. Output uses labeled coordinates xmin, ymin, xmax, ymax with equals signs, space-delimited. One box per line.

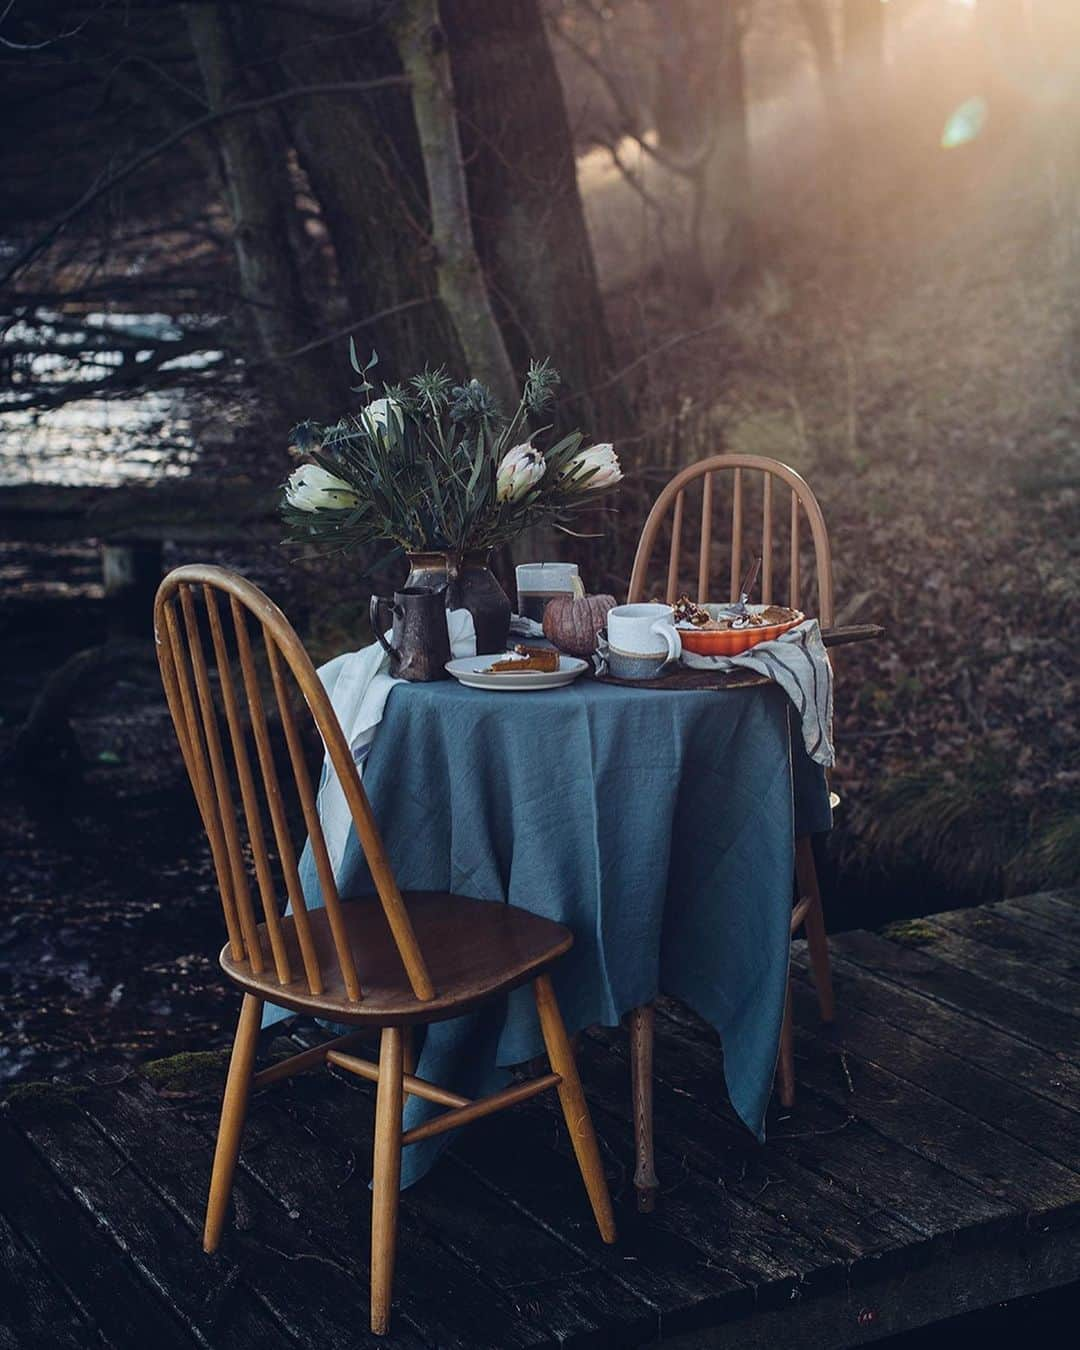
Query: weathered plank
xmin=82 ymin=1081 xmax=430 ymax=1350
xmin=257 ymin=1063 xmax=657 ymax=1349
xmin=931 ymin=907 xmax=1080 ymax=983
xmin=450 ymin=1100 xmax=753 ymax=1340
xmin=3 ymin=897 xmax=1079 ymax=1350
xmin=832 ymin=928 xmax=1080 ymax=1058
xmin=895 ymin=917 xmax=1080 ymax=1015
xmin=577 ymin=1023 xmax=922 ymax=1286
xmin=0 ymin=1122 xmax=199 ymax=1350
xmin=785 ymin=990 xmax=1080 ymax=1219
xmin=991 ymin=893 xmax=1080 ymax=946
xmin=7 ymin=1096 xmax=299 ymax=1350
xmin=1008 ymin=889 xmax=1080 ymax=931
xmin=659 ymin=1220 xmax=1080 ymax=1350
xmin=787 ymin=975 xmax=1080 ymax=1177
xmin=0 ymin=1209 xmax=93 ymax=1350
xmin=649 ymin=1000 xmax=1012 ymax=1244
xmin=791 ymin=946 xmax=1080 ymax=1114
xmin=180 ymin=1052 xmax=648 ymax=1350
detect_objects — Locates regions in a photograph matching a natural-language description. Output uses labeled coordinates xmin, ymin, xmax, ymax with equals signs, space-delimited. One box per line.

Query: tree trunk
xmin=697 ymin=1 xmax=754 ymax=296
xmin=250 ymin=8 xmax=463 ymax=384
xmin=185 ymin=3 xmax=339 ymax=422
xmin=390 ymin=0 xmax=517 ymax=410
xmin=442 ymin=0 xmax=629 ymax=435
xmin=842 ymin=0 xmax=884 ymax=73
xmin=841 ymin=0 xmax=886 ymax=146
xmin=651 ymin=0 xmax=701 ymax=154
xmin=797 ymin=0 xmax=845 ymax=135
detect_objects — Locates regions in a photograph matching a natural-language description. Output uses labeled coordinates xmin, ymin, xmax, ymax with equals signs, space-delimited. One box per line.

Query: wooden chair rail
xmin=790 ymin=895 xmax=814 ymax=935
xmin=326 ymin=1048 xmax=470 ymax=1109
xmin=400 ymin=1074 xmax=563 ymax=1147
xmin=251 ymin=1030 xmax=368 ymax=1089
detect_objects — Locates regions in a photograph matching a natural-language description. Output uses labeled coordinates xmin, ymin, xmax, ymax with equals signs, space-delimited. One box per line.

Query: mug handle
xmin=369 ymin=595 xmax=399 ymax=662
xmin=651 ymin=617 xmax=682 ymax=666
xmin=571 ymin=574 xmax=586 ymax=599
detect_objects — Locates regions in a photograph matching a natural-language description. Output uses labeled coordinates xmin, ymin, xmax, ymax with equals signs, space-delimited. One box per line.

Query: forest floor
xmin=584 ymin=107 xmax=1080 ymax=904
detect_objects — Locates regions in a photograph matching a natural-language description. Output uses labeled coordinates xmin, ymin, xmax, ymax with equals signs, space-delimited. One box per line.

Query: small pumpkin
xmin=542 ymin=593 xmax=617 ymax=657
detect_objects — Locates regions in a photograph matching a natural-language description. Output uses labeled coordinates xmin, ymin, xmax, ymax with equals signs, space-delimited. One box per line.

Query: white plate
xmin=445 ymin=652 xmax=589 ymax=692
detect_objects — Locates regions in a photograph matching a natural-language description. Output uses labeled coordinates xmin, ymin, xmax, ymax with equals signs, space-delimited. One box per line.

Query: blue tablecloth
xmin=266 ymin=676 xmax=830 ymax=1186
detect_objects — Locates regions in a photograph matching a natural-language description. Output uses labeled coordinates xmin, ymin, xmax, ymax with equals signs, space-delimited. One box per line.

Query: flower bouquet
xmin=280 ymin=350 xmax=622 ymax=651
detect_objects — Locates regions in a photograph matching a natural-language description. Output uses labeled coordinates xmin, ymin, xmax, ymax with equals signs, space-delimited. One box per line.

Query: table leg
xmin=776 ymin=981 xmax=796 ymax=1108
xmin=628 ymin=1003 xmax=659 ymax=1212
xmin=796 ymin=834 xmax=835 ymax=1024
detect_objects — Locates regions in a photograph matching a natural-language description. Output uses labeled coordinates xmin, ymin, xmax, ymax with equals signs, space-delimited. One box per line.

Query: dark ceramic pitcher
xmin=370 ymin=586 xmax=451 ymax=682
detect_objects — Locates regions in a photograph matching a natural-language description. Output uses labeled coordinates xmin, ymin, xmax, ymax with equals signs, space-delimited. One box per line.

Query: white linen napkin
xmin=315 ymin=608 xmax=477 ymax=872
xmin=681 ymin=619 xmax=835 ymax=766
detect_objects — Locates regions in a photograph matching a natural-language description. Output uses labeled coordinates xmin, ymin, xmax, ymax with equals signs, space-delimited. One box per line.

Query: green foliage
xmin=860 ymin=746 xmax=1026 ymax=893
xmin=861 ymin=746 xmax=1080 ymax=896
xmin=880 ymin=919 xmax=939 ymax=947
xmin=1010 ymin=810 xmax=1080 ymax=893
xmin=141 ymin=1050 xmax=228 ymax=1097
xmin=281 ymin=354 xmax=619 ymax=558
xmin=3 ymin=1080 xmax=87 ymax=1109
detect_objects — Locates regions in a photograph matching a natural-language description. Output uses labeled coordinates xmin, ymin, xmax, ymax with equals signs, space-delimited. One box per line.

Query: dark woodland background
xmin=1 ymin=0 xmax=1078 ymax=1083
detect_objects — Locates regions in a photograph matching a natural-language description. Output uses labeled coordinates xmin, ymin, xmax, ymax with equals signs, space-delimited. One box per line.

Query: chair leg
xmin=795 ymin=834 xmax=835 ymax=1024
xmin=627 ymin=1004 xmax=659 ymax=1212
xmin=776 ymin=980 xmax=796 ymax=1109
xmin=204 ymin=993 xmax=263 ymax=1254
xmin=370 ymin=1026 xmax=404 ymax=1337
xmin=533 ymin=974 xmax=617 ymax=1244
xmin=402 ymin=1026 xmax=416 ymax=1078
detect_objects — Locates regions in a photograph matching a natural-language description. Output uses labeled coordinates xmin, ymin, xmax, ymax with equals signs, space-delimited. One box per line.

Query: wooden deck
xmin=2 ymin=892 xmax=1078 ymax=1349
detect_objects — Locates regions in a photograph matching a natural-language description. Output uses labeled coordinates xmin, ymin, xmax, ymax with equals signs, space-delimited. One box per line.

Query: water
xmin=1 ymin=311 xmax=213 ymax=485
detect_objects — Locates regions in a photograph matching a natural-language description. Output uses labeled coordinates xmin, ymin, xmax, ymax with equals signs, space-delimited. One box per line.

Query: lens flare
xmin=941 ymin=96 xmax=988 ymax=150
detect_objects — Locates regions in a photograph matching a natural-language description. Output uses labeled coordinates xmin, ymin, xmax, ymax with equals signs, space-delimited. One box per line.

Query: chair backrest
xmin=627 ymin=454 xmax=834 ymax=626
xmin=153 ymin=564 xmax=435 ymax=1004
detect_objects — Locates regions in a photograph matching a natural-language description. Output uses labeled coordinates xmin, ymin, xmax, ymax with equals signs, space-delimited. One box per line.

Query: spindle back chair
xmin=154 ymin=564 xmax=616 ymax=1335
xmin=627 ymin=453 xmax=835 ymax=626
xmin=156 ymin=564 xmax=433 ymax=1008
xmin=623 ymin=455 xmax=836 ymax=1212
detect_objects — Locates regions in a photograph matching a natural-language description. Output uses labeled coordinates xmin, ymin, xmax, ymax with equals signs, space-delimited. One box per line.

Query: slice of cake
xmin=486 ymin=645 xmax=561 ymax=673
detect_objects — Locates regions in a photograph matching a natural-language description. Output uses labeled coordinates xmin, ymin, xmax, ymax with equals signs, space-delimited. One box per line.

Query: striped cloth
xmin=680 ymin=619 xmax=835 ymax=766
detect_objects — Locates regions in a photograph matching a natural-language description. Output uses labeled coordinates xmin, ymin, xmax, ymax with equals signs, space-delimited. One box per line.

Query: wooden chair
xmin=625 ymin=454 xmax=837 ymax=1211
xmin=153 ymin=564 xmax=616 ymax=1336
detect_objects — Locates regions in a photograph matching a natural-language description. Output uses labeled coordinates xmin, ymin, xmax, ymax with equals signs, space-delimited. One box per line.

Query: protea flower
xmin=284 ymin=464 xmax=361 ymax=513
xmin=563 ymin=443 xmax=623 ymax=493
xmin=361 ymin=396 xmax=403 ymax=436
xmin=496 ymin=442 xmax=546 ymax=502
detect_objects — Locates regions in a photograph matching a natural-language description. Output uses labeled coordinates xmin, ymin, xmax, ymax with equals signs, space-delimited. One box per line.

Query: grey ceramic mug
xmin=605 ymin=603 xmax=682 ymax=680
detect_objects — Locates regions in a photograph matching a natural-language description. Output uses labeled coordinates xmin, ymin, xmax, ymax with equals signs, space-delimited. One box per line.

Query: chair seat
xmin=220 ymin=891 xmax=573 ymax=1024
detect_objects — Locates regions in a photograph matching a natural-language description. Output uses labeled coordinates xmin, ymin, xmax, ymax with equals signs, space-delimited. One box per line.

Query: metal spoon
xmin=731 ymin=556 xmax=762 ymax=629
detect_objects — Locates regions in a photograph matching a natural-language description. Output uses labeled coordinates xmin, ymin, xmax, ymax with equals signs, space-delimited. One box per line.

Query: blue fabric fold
xmin=264 ymin=676 xmax=830 ymax=1186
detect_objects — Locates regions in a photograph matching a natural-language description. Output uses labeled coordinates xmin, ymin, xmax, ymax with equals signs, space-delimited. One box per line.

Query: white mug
xmin=606 ymin=603 xmax=681 ymax=680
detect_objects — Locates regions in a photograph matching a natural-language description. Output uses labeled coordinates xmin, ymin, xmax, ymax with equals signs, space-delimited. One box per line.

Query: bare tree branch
xmin=1 ymin=76 xmax=411 ymax=288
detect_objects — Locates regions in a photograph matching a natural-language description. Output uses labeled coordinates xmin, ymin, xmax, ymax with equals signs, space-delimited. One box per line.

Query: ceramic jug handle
xmin=652 ymin=617 xmax=682 ymax=666
xmin=369 ymin=595 xmax=399 ymax=662
xmin=571 ymin=575 xmax=586 ymax=599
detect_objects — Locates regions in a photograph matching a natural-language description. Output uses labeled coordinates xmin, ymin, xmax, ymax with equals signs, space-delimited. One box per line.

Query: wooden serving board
xmin=593 ymin=666 xmax=769 ymax=691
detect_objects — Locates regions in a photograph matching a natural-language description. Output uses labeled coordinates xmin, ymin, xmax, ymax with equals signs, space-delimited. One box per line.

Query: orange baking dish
xmin=678 ymin=605 xmax=804 ymax=657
